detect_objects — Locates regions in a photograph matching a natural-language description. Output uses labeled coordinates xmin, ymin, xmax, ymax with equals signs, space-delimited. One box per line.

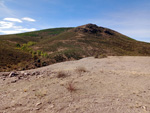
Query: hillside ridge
xmin=0 ymin=23 xmax=150 ymax=71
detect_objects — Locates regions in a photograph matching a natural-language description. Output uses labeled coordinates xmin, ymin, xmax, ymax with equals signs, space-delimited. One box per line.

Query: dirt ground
xmin=0 ymin=56 xmax=150 ymax=113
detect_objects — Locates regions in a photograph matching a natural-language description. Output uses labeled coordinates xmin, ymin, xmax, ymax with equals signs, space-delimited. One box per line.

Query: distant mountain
xmin=0 ymin=24 xmax=150 ymax=71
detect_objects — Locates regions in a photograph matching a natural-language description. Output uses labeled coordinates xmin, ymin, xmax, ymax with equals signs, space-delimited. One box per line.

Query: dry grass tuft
xmin=76 ymin=67 xmax=87 ymax=73
xmin=35 ymin=90 xmax=47 ymax=98
xmin=57 ymin=71 xmax=68 ymax=78
xmin=66 ymin=81 xmax=77 ymax=92
xmin=95 ymin=54 xmax=107 ymax=59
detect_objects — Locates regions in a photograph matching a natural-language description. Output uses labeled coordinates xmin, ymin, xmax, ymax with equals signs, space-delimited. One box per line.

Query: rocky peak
xmin=78 ymin=24 xmax=99 ymax=29
xmin=73 ymin=23 xmax=102 ymax=34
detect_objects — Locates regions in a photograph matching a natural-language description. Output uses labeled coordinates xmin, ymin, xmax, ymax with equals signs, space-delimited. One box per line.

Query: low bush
xmin=57 ymin=71 xmax=68 ymax=78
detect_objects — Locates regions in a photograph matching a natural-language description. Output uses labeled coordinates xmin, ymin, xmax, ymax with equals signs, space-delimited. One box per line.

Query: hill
xmin=0 ymin=24 xmax=150 ymax=71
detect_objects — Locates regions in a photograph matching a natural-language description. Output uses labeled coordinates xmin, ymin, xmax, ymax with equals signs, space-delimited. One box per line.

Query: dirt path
xmin=0 ymin=56 xmax=150 ymax=113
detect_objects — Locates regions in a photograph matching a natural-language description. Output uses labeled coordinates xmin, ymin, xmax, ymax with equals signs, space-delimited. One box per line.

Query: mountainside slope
xmin=0 ymin=28 xmax=72 ymax=71
xmin=0 ymin=24 xmax=150 ymax=71
xmin=37 ymin=24 xmax=150 ymax=57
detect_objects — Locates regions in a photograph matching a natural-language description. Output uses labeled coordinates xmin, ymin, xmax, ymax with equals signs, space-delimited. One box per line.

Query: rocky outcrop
xmin=73 ymin=24 xmax=103 ymax=34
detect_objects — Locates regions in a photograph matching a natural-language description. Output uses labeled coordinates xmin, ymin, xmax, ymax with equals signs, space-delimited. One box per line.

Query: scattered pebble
xmin=36 ymin=102 xmax=42 ymax=107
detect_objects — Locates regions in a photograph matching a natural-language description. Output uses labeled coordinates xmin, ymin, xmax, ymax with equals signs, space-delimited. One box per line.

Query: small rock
xmin=9 ymin=71 xmax=18 ymax=77
xmin=31 ymin=71 xmax=40 ymax=76
xmin=23 ymin=72 xmax=30 ymax=76
xmin=36 ymin=102 xmax=42 ymax=106
xmin=50 ymin=104 xmax=54 ymax=108
xmin=11 ymin=80 xmax=17 ymax=83
xmin=18 ymin=76 xmax=23 ymax=80
xmin=2 ymin=73 xmax=9 ymax=77
xmin=142 ymin=106 xmax=147 ymax=110
xmin=35 ymin=107 xmax=40 ymax=110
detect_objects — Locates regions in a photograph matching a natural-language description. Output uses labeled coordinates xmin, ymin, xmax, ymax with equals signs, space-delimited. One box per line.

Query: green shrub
xmin=27 ymin=41 xmax=36 ymax=46
xmin=37 ymin=50 xmax=41 ymax=56
xmin=54 ymin=54 xmax=66 ymax=62
xmin=43 ymin=53 xmax=48 ymax=58
xmin=16 ymin=43 xmax=21 ymax=47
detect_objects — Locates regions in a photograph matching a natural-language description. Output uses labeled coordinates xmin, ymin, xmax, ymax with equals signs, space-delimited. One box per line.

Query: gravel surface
xmin=0 ymin=56 xmax=150 ymax=113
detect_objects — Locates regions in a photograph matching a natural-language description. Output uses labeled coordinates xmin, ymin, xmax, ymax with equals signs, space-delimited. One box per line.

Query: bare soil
xmin=0 ymin=56 xmax=150 ymax=113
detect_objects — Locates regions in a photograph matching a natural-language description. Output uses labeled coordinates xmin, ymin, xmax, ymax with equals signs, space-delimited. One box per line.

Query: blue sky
xmin=0 ymin=0 xmax=150 ymax=42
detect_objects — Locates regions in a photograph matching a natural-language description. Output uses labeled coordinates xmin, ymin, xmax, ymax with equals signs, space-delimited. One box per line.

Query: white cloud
xmin=0 ymin=21 xmax=13 ymax=29
xmin=0 ymin=28 xmax=36 ymax=34
xmin=0 ymin=27 xmax=36 ymax=34
xmin=0 ymin=30 xmax=20 ymax=34
xmin=0 ymin=17 xmax=36 ymax=34
xmin=4 ymin=18 xmax=22 ymax=23
xmin=22 ymin=17 xmax=36 ymax=22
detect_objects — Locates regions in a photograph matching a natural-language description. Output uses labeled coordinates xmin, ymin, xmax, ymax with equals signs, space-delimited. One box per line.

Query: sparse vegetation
xmin=19 ymin=41 xmax=49 ymax=60
xmin=76 ymin=67 xmax=87 ymax=73
xmin=16 ymin=43 xmax=21 ymax=47
xmin=95 ymin=54 xmax=107 ymax=59
xmin=35 ymin=90 xmax=47 ymax=98
xmin=99 ymin=54 xmax=107 ymax=58
xmin=66 ymin=81 xmax=77 ymax=92
xmin=57 ymin=71 xmax=68 ymax=78
xmin=1 ymin=24 xmax=150 ymax=72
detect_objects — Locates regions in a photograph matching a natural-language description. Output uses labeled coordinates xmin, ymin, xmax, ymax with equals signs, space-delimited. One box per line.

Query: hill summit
xmin=73 ymin=24 xmax=100 ymax=33
xmin=0 ymin=24 xmax=150 ymax=71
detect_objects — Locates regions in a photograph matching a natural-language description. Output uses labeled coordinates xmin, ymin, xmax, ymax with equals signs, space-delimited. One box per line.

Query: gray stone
xmin=9 ymin=71 xmax=18 ymax=77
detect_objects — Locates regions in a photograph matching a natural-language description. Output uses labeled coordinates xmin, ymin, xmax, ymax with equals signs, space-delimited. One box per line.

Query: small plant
xmin=94 ymin=53 xmax=99 ymax=58
xmin=57 ymin=71 xmax=68 ymax=78
xmin=66 ymin=81 xmax=76 ymax=92
xmin=98 ymin=54 xmax=107 ymax=58
xmin=35 ymin=91 xmax=47 ymax=98
xmin=37 ymin=50 xmax=42 ymax=56
xmin=76 ymin=66 xmax=87 ymax=73
xmin=16 ymin=43 xmax=21 ymax=47
xmin=26 ymin=41 xmax=36 ymax=46
xmin=43 ymin=52 xmax=48 ymax=58
xmin=95 ymin=53 xmax=107 ymax=59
